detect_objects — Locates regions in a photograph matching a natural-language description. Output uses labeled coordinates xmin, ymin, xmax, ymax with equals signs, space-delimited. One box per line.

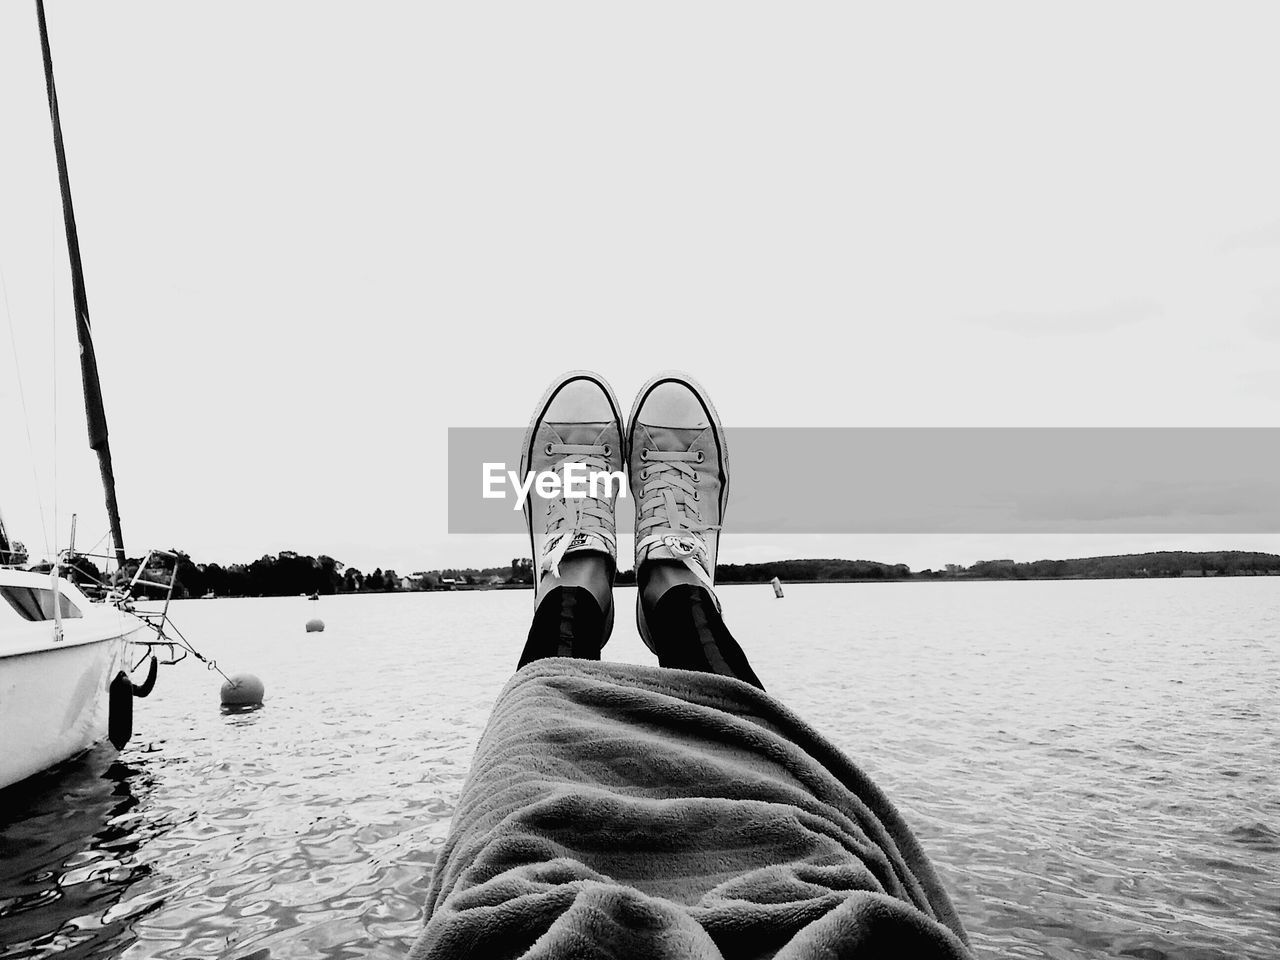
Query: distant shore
xmin=167 ymin=569 xmax=1279 ymax=600
xmin=56 ymin=549 xmax=1273 ymax=599
xmin=341 ymin=567 xmax=1280 ymax=593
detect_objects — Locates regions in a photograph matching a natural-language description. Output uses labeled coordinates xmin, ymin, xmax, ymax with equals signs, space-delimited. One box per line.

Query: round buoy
xmin=220 ymin=673 xmax=265 ymax=708
xmin=305 ymin=618 xmax=325 ymax=633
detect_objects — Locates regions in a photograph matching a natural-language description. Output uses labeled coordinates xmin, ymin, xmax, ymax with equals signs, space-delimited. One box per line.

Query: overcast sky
xmin=2 ymin=2 xmax=1277 ymax=575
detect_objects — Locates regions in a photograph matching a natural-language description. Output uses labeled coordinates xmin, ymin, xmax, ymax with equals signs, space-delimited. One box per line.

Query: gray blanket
xmin=411 ymin=660 xmax=972 ymax=959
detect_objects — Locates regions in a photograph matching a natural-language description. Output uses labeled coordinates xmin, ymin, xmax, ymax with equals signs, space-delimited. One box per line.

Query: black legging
xmin=518 ymin=584 xmax=764 ymax=690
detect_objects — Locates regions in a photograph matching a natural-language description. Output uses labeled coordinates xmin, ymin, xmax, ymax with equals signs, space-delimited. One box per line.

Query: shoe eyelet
xmin=640 ymin=468 xmax=648 ymax=480
xmin=692 ymin=491 xmax=700 ymax=502
xmin=691 ymin=471 xmax=699 ymax=483
xmin=640 ymin=448 xmax=650 ymax=461
xmin=544 ymin=442 xmax=554 ymax=455
xmin=602 ymin=444 xmax=611 ymax=457
xmin=694 ymin=450 xmax=705 ymax=463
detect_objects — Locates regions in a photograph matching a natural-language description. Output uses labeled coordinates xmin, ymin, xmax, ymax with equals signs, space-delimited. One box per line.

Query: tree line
xmin=945 ymin=551 xmax=1280 ymax=580
xmin=36 ymin=548 xmax=1280 ymax=599
xmin=48 ymin=552 xmax=542 ymax=599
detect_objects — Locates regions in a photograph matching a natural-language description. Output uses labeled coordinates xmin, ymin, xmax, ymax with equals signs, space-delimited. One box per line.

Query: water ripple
xmin=1 ymin=582 xmax=1277 ymax=958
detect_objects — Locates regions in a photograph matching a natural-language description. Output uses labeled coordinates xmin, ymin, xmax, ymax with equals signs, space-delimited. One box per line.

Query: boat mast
xmin=35 ymin=0 xmax=126 ymax=569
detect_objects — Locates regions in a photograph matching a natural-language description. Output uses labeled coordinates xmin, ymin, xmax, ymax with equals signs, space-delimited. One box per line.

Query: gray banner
xmin=448 ymin=428 xmax=1280 ymax=534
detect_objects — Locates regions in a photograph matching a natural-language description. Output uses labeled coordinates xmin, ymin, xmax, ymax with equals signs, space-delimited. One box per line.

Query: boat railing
xmin=112 ymin=549 xmax=194 ymax=667
xmin=54 ymin=546 xmax=229 ymax=680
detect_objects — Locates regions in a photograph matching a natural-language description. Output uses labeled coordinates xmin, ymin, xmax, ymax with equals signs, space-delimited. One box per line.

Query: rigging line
xmin=82 ymin=527 xmax=109 ymax=557
xmin=50 ymin=164 xmax=58 ymax=561
xmin=163 ymin=617 xmax=233 ymax=684
xmin=0 ymin=265 xmax=52 ymax=558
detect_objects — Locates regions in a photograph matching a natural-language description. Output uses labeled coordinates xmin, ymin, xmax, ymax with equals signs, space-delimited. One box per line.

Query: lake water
xmin=1 ymin=579 xmax=1277 ymax=959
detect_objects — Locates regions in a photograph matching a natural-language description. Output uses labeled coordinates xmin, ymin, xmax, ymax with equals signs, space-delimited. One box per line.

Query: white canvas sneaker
xmin=626 ymin=372 xmax=729 ymax=651
xmin=520 ymin=371 xmax=625 ymax=589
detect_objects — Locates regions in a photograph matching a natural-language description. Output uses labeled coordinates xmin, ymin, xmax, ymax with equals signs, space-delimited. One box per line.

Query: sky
xmin=1 ymin=2 xmax=1278 ymax=576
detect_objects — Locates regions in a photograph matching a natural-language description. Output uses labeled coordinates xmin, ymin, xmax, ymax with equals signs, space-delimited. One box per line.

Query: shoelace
xmin=539 ymin=444 xmax=616 ymax=579
xmin=635 ymin=449 xmax=719 ymax=590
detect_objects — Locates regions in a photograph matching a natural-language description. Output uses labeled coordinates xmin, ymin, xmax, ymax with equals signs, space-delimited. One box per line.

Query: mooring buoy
xmin=220 ymin=673 xmax=265 ymax=708
xmin=305 ymin=618 xmax=325 ymax=633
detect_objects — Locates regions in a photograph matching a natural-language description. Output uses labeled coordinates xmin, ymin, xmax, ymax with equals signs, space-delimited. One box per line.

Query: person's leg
xmin=639 ymin=563 xmax=763 ymax=688
xmin=517 ymin=372 xmax=625 ymax=670
xmin=517 ymin=556 xmax=612 ymax=668
xmin=627 ymin=373 xmax=764 ymax=689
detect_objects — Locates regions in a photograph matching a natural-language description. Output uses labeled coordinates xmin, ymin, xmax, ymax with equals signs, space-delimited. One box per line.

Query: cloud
xmin=1242 ymin=369 xmax=1280 ymax=398
xmin=1012 ymin=479 xmax=1279 ymax=528
xmin=1247 ymin=285 xmax=1280 ymax=339
xmin=1221 ymin=218 xmax=1280 ymax=252
xmin=966 ymin=298 xmax=1161 ymax=335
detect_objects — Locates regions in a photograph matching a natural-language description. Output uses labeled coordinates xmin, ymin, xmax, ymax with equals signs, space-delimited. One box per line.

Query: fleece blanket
xmin=410 ymin=660 xmax=972 ymax=959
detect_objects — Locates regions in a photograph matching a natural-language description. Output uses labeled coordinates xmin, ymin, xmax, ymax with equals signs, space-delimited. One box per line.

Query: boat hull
xmin=0 ymin=620 xmax=141 ymax=790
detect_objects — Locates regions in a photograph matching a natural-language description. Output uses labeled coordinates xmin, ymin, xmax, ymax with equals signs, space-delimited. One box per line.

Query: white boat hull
xmin=0 ymin=575 xmax=146 ymax=790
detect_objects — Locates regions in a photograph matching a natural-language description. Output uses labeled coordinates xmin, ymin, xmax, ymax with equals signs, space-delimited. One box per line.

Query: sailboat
xmin=0 ymin=2 xmax=164 ymax=791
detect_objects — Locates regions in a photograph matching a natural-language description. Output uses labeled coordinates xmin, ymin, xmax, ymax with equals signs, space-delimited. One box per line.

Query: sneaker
xmin=520 ymin=370 xmax=625 ymax=590
xmin=626 ymin=372 xmax=728 ymax=652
